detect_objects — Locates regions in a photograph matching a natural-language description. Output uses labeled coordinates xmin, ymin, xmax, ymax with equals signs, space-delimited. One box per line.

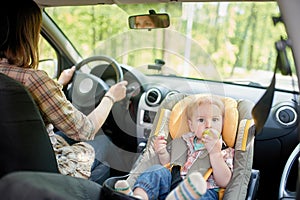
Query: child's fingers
xmin=157 ymin=135 xmax=165 ymax=140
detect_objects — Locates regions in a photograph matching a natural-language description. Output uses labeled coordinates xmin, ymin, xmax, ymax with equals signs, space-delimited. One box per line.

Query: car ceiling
xmin=35 ymin=0 xmax=274 ymax=7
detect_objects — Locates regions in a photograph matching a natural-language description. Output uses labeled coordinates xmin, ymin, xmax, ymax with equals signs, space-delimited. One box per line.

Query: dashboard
xmin=92 ymin=63 xmax=298 ymax=145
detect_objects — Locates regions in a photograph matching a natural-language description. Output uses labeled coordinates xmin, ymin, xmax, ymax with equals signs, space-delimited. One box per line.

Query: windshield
xmin=45 ymin=2 xmax=298 ymax=92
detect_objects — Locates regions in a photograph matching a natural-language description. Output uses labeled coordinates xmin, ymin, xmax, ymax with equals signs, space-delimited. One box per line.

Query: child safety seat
xmin=101 ymin=93 xmax=259 ymax=200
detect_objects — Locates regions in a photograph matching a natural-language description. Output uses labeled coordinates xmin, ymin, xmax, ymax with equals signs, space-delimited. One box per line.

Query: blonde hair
xmin=0 ymin=2 xmax=42 ymax=69
xmin=186 ymin=95 xmax=225 ymax=120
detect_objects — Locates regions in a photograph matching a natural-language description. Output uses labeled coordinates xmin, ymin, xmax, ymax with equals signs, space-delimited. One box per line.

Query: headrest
xmin=168 ymin=94 xmax=239 ymax=147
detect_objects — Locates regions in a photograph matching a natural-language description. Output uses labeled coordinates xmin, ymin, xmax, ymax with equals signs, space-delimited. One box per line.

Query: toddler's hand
xmin=202 ymin=129 xmax=222 ymax=153
xmin=154 ymin=136 xmax=167 ymax=155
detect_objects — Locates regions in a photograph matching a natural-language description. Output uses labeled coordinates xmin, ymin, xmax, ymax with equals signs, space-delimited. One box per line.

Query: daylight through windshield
xmin=45 ymin=2 xmax=297 ymax=91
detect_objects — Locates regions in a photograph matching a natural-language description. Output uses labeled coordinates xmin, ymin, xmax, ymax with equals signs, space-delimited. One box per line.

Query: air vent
xmin=275 ymin=105 xmax=297 ymax=127
xmin=145 ymin=88 xmax=162 ymax=106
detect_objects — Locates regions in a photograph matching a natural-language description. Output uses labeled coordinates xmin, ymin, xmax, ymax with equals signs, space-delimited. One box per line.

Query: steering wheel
xmin=67 ymin=55 xmax=124 ymax=115
xmin=278 ymin=143 xmax=300 ymax=200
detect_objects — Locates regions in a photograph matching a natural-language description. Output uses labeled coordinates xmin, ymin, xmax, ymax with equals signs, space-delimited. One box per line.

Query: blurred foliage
xmin=45 ymin=2 xmax=294 ymax=80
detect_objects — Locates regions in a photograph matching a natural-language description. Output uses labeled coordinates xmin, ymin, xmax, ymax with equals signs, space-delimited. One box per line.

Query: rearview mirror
xmin=128 ymin=13 xmax=170 ymax=29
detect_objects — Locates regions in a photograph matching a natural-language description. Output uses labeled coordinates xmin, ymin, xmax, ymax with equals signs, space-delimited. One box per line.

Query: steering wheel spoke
xmin=67 ymin=55 xmax=124 ymax=115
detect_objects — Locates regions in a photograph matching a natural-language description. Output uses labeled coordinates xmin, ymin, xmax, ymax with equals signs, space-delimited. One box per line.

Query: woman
xmin=0 ymin=1 xmax=127 ymax=182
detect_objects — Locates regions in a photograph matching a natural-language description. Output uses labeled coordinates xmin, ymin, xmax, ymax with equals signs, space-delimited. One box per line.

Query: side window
xmin=38 ymin=35 xmax=58 ymax=79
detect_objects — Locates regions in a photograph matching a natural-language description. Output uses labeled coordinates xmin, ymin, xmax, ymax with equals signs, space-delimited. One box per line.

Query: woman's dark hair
xmin=148 ymin=15 xmax=164 ymax=27
xmin=0 ymin=1 xmax=42 ymax=69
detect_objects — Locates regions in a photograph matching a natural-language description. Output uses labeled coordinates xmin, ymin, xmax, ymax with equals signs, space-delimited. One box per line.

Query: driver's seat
xmin=0 ymin=73 xmax=59 ymax=178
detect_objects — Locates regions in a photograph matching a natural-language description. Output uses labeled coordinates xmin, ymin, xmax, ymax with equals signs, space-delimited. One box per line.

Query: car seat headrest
xmin=168 ymin=94 xmax=239 ymax=147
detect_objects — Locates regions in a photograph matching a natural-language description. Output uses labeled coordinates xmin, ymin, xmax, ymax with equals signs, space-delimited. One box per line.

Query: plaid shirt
xmin=0 ymin=61 xmax=96 ymax=178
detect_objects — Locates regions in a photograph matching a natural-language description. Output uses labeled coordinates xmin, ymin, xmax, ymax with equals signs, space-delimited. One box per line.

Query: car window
xmin=45 ymin=2 xmax=298 ymax=92
xmin=39 ymin=36 xmax=58 ymax=79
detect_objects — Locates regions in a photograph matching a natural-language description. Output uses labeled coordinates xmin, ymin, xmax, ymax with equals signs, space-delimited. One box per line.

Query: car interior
xmin=0 ymin=0 xmax=300 ymax=200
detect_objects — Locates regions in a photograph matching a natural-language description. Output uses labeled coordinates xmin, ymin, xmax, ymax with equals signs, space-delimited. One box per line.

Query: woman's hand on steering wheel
xmin=68 ymin=55 xmax=125 ymax=115
xmin=105 ymin=80 xmax=128 ymax=103
xmin=58 ymin=66 xmax=76 ymax=86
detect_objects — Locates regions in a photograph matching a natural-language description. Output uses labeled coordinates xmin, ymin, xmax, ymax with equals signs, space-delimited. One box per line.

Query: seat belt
xmin=251 ymin=66 xmax=277 ymax=134
xmin=251 ymin=37 xmax=293 ymax=134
